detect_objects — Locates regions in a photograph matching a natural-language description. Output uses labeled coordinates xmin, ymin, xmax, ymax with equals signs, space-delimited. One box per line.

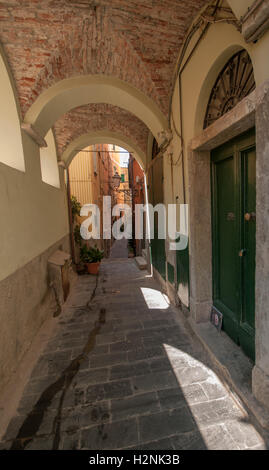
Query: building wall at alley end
xmin=68 ymin=144 xmax=131 ymax=256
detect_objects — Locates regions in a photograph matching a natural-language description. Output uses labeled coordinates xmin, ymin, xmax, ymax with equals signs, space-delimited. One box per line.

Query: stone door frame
xmin=188 ymin=80 xmax=269 ymax=408
xmin=188 ymin=88 xmax=256 ymax=323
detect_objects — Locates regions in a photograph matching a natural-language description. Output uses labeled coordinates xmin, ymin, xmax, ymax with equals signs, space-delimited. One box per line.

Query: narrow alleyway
xmin=0 ymin=259 xmax=267 ymax=450
xmin=109 ymin=238 xmax=129 ymax=259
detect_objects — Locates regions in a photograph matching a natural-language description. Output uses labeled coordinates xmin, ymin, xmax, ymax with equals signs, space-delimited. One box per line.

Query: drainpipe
xmin=66 ymin=167 xmax=76 ymax=264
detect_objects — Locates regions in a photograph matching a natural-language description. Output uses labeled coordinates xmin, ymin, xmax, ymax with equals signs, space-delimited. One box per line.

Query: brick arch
xmin=53 ymin=104 xmax=149 ymax=158
xmin=0 ymin=1 xmax=211 ymax=122
xmin=63 ymin=131 xmax=146 ymax=170
xmin=20 ymin=10 xmax=163 ymax=117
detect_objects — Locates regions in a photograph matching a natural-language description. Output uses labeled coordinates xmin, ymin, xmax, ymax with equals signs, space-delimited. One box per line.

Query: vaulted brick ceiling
xmin=54 ymin=104 xmax=149 ymax=155
xmin=0 ymin=0 xmax=209 ymax=155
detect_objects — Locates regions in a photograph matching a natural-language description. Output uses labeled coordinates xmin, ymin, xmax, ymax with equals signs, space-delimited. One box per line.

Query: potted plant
xmin=80 ymin=245 xmax=104 ymax=275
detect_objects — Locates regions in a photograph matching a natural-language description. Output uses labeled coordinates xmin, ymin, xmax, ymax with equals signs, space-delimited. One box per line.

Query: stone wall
xmin=0 ymin=235 xmax=71 ymax=395
xmin=252 ymin=81 xmax=269 ymax=409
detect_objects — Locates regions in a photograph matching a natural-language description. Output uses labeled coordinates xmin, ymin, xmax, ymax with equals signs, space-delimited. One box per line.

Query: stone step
xmin=142 ymin=249 xmax=147 ymax=260
xmin=135 ymin=256 xmax=147 ymax=270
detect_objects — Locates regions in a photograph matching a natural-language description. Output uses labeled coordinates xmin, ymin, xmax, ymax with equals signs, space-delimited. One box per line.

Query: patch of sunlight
xmin=163 ymin=343 xmax=228 ymax=391
xmin=163 ymin=343 xmax=265 ymax=449
xmin=140 ymin=287 xmax=170 ymax=309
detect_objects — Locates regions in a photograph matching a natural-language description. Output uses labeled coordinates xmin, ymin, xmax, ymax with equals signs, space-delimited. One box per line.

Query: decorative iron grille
xmin=204 ymin=49 xmax=255 ymax=129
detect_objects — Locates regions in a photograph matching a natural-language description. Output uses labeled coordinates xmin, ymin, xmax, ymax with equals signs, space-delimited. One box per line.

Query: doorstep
xmin=142 ymin=248 xmax=147 ymax=260
xmin=187 ymin=317 xmax=269 ymax=430
xmin=135 ymin=256 xmax=147 ymax=270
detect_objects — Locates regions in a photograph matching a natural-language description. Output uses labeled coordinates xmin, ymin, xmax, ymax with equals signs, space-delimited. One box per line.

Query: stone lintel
xmin=191 ymin=90 xmax=256 ymax=152
xmin=241 ymin=0 xmax=269 ymax=43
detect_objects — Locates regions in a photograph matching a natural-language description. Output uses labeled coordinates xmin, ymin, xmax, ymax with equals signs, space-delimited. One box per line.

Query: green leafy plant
xmin=71 ymin=195 xmax=81 ymax=222
xmin=74 ymin=224 xmax=82 ymax=246
xmin=80 ymin=245 xmax=91 ymax=263
xmin=80 ymin=245 xmax=104 ymax=264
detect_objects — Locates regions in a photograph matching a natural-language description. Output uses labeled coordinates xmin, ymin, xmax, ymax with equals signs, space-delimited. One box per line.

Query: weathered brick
xmin=54 ymin=104 xmax=149 ymax=158
xmin=0 ymin=0 xmax=208 ymax=125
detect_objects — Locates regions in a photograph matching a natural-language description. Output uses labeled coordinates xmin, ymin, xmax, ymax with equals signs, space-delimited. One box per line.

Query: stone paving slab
xmin=0 ymin=258 xmax=268 ymax=450
xmin=109 ymin=238 xmax=129 ymax=259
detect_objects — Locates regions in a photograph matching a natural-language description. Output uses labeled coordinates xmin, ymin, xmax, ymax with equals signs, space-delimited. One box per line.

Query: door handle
xmin=239 ymin=249 xmax=246 ymax=257
xmin=244 ymin=212 xmax=256 ymax=221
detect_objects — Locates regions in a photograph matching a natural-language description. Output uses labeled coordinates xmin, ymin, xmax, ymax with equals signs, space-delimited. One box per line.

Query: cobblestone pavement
xmin=1 ymin=259 xmax=268 ymax=450
xmin=109 ymin=238 xmax=128 ymax=258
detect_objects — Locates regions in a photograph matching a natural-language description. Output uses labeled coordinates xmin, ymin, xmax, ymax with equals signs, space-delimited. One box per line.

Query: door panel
xmin=211 ymin=130 xmax=256 ymax=361
xmin=212 ymin=150 xmax=240 ymax=344
xmin=216 ymin=156 xmax=238 ymax=313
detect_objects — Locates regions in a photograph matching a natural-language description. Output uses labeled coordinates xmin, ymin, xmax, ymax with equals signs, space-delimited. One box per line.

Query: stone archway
xmin=53 ymin=103 xmax=149 ymax=160
xmin=62 ymin=130 xmax=146 ymax=170
xmin=24 ymin=75 xmax=169 ymax=144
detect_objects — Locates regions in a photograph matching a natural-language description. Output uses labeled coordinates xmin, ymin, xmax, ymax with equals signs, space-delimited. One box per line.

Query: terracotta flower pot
xmin=86 ymin=262 xmax=100 ymax=275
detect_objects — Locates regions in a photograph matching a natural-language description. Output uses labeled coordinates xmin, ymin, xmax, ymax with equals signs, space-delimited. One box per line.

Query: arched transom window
xmin=204 ymin=49 xmax=255 ymax=129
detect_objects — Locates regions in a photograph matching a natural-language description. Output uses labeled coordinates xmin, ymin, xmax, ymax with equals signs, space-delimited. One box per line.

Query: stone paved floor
xmin=1 ymin=258 xmax=268 ymax=450
xmin=109 ymin=238 xmax=128 ymax=259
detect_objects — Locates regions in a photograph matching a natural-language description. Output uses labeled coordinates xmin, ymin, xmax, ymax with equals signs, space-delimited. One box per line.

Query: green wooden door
xmin=150 ymin=155 xmax=166 ymax=280
xmin=211 ymin=129 xmax=256 ymax=361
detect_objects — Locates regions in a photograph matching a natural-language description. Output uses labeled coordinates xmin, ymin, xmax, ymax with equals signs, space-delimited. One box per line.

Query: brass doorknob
xmin=239 ymin=249 xmax=246 ymax=257
xmin=245 ymin=212 xmax=256 ymax=221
